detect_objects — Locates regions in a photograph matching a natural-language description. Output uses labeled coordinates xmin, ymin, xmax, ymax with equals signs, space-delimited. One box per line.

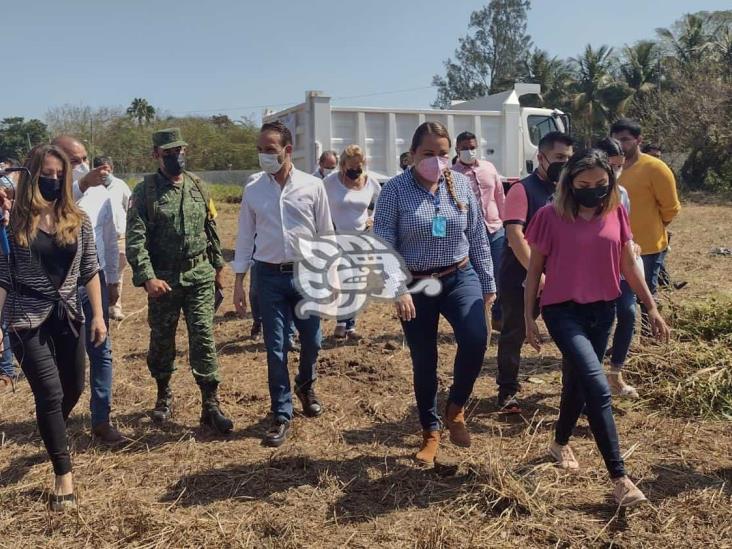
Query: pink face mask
xmin=416 ymin=156 xmax=450 ymax=183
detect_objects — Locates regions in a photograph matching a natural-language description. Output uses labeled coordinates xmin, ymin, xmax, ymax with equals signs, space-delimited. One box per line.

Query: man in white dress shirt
xmin=93 ymin=156 xmax=132 ymax=320
xmin=233 ymin=121 xmax=334 ymax=447
xmin=53 ymin=136 xmax=125 ymax=444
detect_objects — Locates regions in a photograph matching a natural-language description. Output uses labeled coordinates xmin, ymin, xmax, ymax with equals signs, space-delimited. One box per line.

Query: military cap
xmin=152 ymin=128 xmax=188 ymax=150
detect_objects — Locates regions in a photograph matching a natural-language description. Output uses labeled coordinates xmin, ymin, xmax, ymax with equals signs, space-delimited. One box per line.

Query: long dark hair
xmin=410 ymin=122 xmax=465 ymax=211
xmin=553 ymin=148 xmax=620 ymax=220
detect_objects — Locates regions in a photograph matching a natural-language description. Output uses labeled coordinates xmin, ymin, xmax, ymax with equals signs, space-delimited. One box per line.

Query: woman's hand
xmin=395 ymin=293 xmax=416 ymax=321
xmin=525 ymin=316 xmax=541 ymax=352
xmin=647 ymin=306 xmax=671 ymax=343
xmin=89 ymin=316 xmax=108 ymax=347
xmin=483 ymin=292 xmax=496 ymax=307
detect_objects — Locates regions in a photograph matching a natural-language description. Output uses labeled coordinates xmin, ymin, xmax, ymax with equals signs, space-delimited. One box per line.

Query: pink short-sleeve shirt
xmin=525 ymin=204 xmax=633 ymax=307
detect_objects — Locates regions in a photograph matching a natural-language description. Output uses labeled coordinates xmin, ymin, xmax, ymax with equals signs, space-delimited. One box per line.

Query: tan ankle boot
xmin=415 ymin=430 xmax=440 ymax=465
xmin=608 ymin=368 xmax=639 ymax=399
xmin=445 ymin=402 xmax=471 ymax=447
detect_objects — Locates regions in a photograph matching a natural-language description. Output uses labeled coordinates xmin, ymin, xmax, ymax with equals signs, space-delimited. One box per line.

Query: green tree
xmin=432 ymin=0 xmax=532 ymax=108
xmin=126 ymin=98 xmax=157 ymax=126
xmin=569 ymin=45 xmax=631 ymax=145
xmin=656 ymin=14 xmax=714 ymax=71
xmin=620 ymin=41 xmax=660 ymax=97
xmin=0 ymin=117 xmax=49 ymax=160
xmin=520 ymin=48 xmax=572 ymax=108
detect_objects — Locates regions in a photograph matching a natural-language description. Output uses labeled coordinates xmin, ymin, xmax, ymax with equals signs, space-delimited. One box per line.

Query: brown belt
xmin=410 ymin=257 xmax=469 ymax=279
xmin=258 ymin=261 xmax=295 ymax=273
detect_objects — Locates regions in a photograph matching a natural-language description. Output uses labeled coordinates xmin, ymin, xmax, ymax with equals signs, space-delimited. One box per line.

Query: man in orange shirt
xmin=611 ymin=119 xmax=680 ymax=330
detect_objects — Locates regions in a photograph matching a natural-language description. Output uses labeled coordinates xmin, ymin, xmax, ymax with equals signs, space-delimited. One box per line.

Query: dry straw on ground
xmin=1 ymin=202 xmax=731 ymax=548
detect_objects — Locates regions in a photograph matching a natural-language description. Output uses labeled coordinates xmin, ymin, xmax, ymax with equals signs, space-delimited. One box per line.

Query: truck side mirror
xmin=526 ymin=160 xmax=534 ymax=173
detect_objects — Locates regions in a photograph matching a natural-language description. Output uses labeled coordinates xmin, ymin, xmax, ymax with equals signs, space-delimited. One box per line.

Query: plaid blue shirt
xmin=374 ymin=168 xmax=495 ymax=294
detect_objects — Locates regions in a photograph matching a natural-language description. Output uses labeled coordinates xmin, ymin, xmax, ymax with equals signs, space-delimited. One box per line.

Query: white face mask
xmin=613 ymin=167 xmax=623 ymax=180
xmin=321 ymin=167 xmax=334 ymax=177
xmin=72 ymin=162 xmax=90 ymax=181
xmin=258 ymin=152 xmax=284 ymax=174
xmin=459 ymin=149 xmax=478 ymax=165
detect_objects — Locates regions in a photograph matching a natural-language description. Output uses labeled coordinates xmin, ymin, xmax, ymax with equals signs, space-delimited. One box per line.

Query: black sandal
xmin=49 ymin=493 xmax=76 ymax=512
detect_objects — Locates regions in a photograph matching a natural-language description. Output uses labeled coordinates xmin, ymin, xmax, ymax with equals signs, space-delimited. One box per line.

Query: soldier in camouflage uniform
xmin=126 ymin=128 xmax=233 ymax=434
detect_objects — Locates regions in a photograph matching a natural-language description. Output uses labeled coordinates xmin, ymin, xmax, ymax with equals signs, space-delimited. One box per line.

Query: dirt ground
xmin=1 ymin=201 xmax=731 ymax=548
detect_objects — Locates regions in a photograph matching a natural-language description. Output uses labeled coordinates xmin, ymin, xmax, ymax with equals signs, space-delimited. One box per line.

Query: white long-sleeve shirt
xmin=233 ymin=167 xmax=334 ymax=274
xmin=106 ymin=176 xmax=132 ymax=238
xmin=76 ymin=186 xmax=120 ymax=284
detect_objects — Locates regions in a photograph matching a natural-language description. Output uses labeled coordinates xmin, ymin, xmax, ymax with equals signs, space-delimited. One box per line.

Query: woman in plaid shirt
xmin=374 ymin=122 xmax=496 ymax=466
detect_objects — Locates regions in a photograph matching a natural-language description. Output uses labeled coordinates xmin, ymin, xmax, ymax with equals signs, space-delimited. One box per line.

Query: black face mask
xmin=345 ymin=168 xmax=363 ymax=180
xmin=573 ymin=185 xmax=610 ymax=208
xmin=38 ymin=176 xmax=62 ymax=202
xmin=545 ymin=161 xmax=567 ymax=184
xmin=163 ymin=153 xmax=185 ymax=176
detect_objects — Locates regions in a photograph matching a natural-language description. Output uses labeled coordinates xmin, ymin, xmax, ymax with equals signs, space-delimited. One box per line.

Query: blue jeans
xmin=542 ymin=301 xmax=625 ymax=479
xmin=640 ymin=250 xmax=667 ymax=334
xmin=401 ymin=263 xmax=488 ymax=431
xmin=610 ymin=280 xmax=636 ymax=368
xmin=0 ymin=329 xmax=14 ymax=377
xmin=250 ymin=265 xmax=296 ymax=340
xmin=487 ymin=227 xmax=505 ymax=322
xmin=80 ymin=270 xmax=113 ymax=427
xmin=256 ymin=262 xmax=322 ymax=422
xmin=641 ymin=250 xmax=667 ymax=296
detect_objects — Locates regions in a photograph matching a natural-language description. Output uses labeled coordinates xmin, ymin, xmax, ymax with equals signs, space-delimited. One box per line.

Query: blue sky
xmin=3 ymin=0 xmax=729 ymax=121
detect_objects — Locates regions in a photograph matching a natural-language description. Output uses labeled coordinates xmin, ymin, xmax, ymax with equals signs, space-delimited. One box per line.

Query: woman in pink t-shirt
xmin=523 ymin=149 xmax=670 ymax=507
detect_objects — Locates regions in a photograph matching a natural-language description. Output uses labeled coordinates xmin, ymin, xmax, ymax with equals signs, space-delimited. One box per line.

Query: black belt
xmin=258 ymin=261 xmax=295 ymax=273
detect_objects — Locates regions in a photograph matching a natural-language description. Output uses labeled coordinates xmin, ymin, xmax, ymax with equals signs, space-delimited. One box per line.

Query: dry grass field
xmin=1 ymin=200 xmax=730 ymax=548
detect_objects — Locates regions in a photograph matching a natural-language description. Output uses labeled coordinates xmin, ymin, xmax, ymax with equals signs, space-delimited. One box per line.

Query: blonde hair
xmin=339 ymin=144 xmax=365 ymax=168
xmin=554 ymin=148 xmax=621 ymax=221
xmin=11 ymin=144 xmax=84 ymax=247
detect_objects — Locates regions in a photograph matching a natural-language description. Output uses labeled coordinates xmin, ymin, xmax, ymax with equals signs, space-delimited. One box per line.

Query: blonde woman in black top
xmin=0 ymin=144 xmax=106 ymax=511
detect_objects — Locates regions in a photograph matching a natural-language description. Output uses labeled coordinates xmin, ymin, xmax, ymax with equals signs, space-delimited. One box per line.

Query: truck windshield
xmin=527 ymin=115 xmax=559 ymax=145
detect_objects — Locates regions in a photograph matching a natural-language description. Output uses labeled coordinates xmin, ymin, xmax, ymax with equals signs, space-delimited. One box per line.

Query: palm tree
xmin=126 ymin=98 xmax=156 ymax=126
xmin=620 ymin=41 xmax=660 ymax=95
xmin=656 ymin=14 xmax=714 ymax=70
xmin=569 ymin=45 xmax=631 ymax=145
xmin=521 ymin=49 xmax=573 ymax=107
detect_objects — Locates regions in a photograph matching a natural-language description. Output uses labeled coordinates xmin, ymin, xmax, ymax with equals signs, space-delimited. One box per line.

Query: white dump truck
xmin=263 ymin=83 xmax=569 ymax=182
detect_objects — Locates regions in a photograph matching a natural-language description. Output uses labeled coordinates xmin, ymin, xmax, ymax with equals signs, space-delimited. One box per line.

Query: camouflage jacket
xmin=126 ymin=170 xmax=225 ymax=287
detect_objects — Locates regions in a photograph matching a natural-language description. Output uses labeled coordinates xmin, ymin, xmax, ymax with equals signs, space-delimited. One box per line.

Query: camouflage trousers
xmin=147 ymin=281 xmax=220 ymax=384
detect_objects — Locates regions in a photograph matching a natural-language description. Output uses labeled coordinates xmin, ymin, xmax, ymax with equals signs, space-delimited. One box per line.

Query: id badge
xmin=432 ymin=215 xmax=447 ymax=238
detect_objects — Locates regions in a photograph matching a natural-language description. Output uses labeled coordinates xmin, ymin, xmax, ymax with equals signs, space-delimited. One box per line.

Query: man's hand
xmin=215 ymin=267 xmax=225 ymax=290
xmin=79 ymin=166 xmax=111 ymax=192
xmin=144 ymin=278 xmax=172 ymax=298
xmin=233 ymin=281 xmax=247 ymax=318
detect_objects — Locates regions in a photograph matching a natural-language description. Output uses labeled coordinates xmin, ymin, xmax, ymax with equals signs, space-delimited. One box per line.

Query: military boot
xmin=199 ymin=382 xmax=234 ymax=434
xmin=151 ymin=378 xmax=173 ymax=423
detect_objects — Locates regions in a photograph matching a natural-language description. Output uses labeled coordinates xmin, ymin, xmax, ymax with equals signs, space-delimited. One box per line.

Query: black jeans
xmin=10 ymin=310 xmax=85 ymax=475
xmin=542 ymin=301 xmax=625 ymax=479
xmin=496 ymin=283 xmax=539 ymax=398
